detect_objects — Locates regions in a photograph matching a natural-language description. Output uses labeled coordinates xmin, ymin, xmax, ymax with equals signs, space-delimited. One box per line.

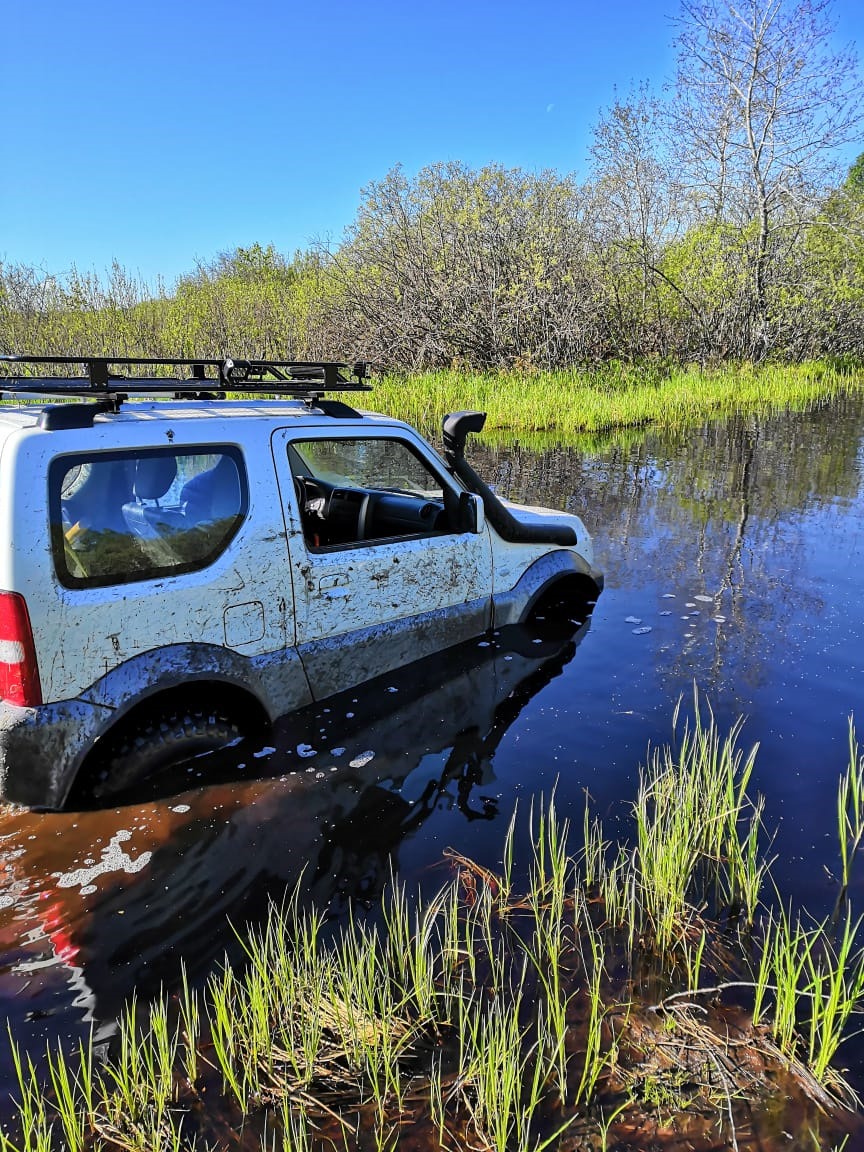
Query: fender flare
xmin=492 ymin=550 xmax=603 ymax=629
xmin=79 ymin=641 xmax=312 ymax=726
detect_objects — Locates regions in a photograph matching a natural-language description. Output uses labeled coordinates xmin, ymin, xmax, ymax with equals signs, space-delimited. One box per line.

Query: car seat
xmin=180 ymin=455 xmax=242 ymax=527
xmin=121 ymin=456 xmax=186 ymax=547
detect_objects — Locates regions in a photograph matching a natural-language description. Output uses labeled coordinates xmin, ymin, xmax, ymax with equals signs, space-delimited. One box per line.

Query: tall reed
xmin=837 ymin=719 xmax=864 ymax=891
xmin=371 ymin=362 xmax=864 ymax=439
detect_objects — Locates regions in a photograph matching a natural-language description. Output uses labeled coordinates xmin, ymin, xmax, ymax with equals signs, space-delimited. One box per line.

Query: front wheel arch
xmin=521 ymin=572 xmax=600 ymax=626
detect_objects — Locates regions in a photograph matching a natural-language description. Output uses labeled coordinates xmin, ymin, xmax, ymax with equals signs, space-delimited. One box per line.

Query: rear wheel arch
xmin=68 ymin=679 xmax=270 ymax=805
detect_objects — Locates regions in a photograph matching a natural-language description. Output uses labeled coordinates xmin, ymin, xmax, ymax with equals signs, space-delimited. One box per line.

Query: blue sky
xmin=3 ymin=0 xmax=863 ymax=288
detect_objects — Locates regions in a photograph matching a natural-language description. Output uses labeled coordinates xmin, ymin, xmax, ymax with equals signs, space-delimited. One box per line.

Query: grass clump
xmin=369 ymin=360 xmax=864 ymax=439
xmin=838 ymin=719 xmax=864 ymax=892
xmin=3 ymin=698 xmax=864 ymax=1151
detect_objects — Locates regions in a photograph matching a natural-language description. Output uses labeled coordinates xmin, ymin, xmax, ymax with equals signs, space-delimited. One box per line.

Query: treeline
xmin=2 ymin=0 xmax=863 ymax=371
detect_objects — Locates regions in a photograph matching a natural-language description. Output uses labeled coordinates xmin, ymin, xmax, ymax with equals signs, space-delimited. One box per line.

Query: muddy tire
xmin=84 ymin=708 xmax=244 ymax=802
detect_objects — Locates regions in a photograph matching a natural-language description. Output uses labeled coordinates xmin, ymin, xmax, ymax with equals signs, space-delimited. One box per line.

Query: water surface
xmin=1 ymin=392 xmax=863 ymax=1104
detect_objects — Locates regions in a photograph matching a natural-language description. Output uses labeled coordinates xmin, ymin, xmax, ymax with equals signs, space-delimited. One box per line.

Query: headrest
xmin=134 ymin=455 xmax=178 ymax=501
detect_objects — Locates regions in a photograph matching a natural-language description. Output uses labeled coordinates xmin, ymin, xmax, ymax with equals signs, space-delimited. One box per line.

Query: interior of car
xmin=287 ymin=439 xmax=458 ymax=549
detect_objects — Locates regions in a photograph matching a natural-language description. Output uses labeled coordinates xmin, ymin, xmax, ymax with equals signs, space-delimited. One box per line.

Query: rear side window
xmin=49 ymin=447 xmax=247 ymax=589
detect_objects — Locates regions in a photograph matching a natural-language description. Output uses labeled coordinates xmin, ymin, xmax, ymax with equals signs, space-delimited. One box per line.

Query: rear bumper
xmin=0 ymin=697 xmax=113 ymax=809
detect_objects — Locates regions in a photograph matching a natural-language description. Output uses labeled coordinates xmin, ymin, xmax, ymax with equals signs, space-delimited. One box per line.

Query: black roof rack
xmin=0 ymin=355 xmax=373 ymax=400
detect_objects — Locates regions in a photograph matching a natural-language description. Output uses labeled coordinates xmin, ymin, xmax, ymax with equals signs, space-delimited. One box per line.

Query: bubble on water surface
xmin=330 ymin=747 xmax=346 ymax=756
xmin=0 ymin=879 xmax=29 ymax=911
xmin=349 ymin=751 xmax=375 ymax=768
xmin=713 ymin=615 xmax=727 ymax=623
xmin=659 ymin=611 xmax=671 ymax=616
xmin=663 ymin=593 xmax=676 ymax=598
xmin=170 ymin=805 xmax=190 ymax=814
xmin=632 ymin=626 xmax=652 ymax=635
xmin=694 ymin=594 xmax=713 ymax=603
xmin=686 ymin=602 xmax=697 ymax=608
xmin=52 ymin=830 xmax=152 ymax=891
xmin=625 ymin=616 xmax=642 ymax=624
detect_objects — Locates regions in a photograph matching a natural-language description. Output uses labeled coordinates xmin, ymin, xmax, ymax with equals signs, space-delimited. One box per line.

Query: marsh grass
xmin=838 ymin=720 xmax=864 ymax=892
xmin=629 ymin=695 xmax=767 ymax=953
xmin=6 ymin=361 xmax=859 ymax=451
xmin=3 ymin=700 xmax=864 ymax=1151
xmin=368 ymin=361 xmax=864 ymax=440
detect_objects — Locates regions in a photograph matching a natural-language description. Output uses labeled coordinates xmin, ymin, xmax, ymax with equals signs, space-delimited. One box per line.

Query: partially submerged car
xmin=0 ymin=355 xmax=602 ymax=808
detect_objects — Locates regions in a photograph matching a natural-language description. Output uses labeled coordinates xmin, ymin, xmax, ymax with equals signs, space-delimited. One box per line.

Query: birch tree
xmin=671 ymin=0 xmax=863 ymax=354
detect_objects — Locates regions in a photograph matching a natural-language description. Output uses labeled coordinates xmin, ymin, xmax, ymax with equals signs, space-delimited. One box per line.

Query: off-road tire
xmin=85 ymin=708 xmax=244 ymax=802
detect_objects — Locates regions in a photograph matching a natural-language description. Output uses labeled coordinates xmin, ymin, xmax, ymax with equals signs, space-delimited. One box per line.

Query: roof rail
xmin=0 ymin=355 xmax=373 ymax=401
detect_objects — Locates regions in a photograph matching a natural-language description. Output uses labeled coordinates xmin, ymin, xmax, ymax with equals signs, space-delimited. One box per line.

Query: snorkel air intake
xmin=442 ymin=411 xmax=578 ymax=546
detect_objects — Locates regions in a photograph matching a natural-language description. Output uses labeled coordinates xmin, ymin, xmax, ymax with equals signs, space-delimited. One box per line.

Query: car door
xmin=271 ymin=426 xmax=494 ymax=697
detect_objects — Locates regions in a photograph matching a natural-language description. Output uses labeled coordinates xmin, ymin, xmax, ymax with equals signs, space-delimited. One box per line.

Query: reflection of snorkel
xmin=313 ymin=617 xmax=588 ymax=907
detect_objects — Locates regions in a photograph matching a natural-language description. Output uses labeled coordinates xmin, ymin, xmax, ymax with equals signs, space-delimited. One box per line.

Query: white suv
xmin=0 ymin=356 xmax=602 ymax=808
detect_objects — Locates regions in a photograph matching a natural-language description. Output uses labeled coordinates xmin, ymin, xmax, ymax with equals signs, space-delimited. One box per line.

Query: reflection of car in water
xmin=0 ymin=612 xmax=591 ymax=1037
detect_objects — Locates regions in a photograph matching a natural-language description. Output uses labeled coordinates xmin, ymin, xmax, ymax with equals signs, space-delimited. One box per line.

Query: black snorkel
xmin=442 ymin=411 xmax=578 ymax=546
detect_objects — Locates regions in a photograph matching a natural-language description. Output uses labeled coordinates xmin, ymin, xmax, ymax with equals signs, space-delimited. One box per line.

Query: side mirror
xmin=459 ymin=490 xmax=485 ymax=534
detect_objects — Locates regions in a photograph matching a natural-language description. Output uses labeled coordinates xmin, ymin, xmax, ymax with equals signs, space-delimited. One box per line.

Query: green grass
xmin=3 ymin=699 xmax=864 ymax=1151
xmin=367 ymin=360 xmax=864 ymax=440
xmin=838 ymin=720 xmax=864 ymax=892
xmin=6 ymin=360 xmax=860 ymax=450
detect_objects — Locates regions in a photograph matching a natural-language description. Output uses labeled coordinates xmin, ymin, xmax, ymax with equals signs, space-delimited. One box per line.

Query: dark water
xmin=1 ymin=393 xmax=863 ymax=1105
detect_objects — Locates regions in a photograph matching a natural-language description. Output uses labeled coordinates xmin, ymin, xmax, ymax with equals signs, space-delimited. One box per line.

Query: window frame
xmin=49 ymin=444 xmax=249 ymax=590
xmin=288 ymin=434 xmax=459 ymax=553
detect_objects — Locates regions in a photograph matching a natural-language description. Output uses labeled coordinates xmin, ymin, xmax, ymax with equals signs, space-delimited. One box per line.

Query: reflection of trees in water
xmin=471 ymin=394 xmax=864 ymax=696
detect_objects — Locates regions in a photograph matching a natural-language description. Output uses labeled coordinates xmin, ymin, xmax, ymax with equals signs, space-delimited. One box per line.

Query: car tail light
xmin=0 ymin=592 xmax=42 ymax=707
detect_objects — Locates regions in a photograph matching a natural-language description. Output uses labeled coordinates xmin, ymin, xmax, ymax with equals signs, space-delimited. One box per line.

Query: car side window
xmin=288 ymin=437 xmax=457 ymax=549
xmin=50 ymin=447 xmax=247 ymax=588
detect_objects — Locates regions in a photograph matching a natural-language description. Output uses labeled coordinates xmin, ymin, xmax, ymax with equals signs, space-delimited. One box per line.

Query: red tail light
xmin=0 ymin=592 xmax=42 ymax=707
